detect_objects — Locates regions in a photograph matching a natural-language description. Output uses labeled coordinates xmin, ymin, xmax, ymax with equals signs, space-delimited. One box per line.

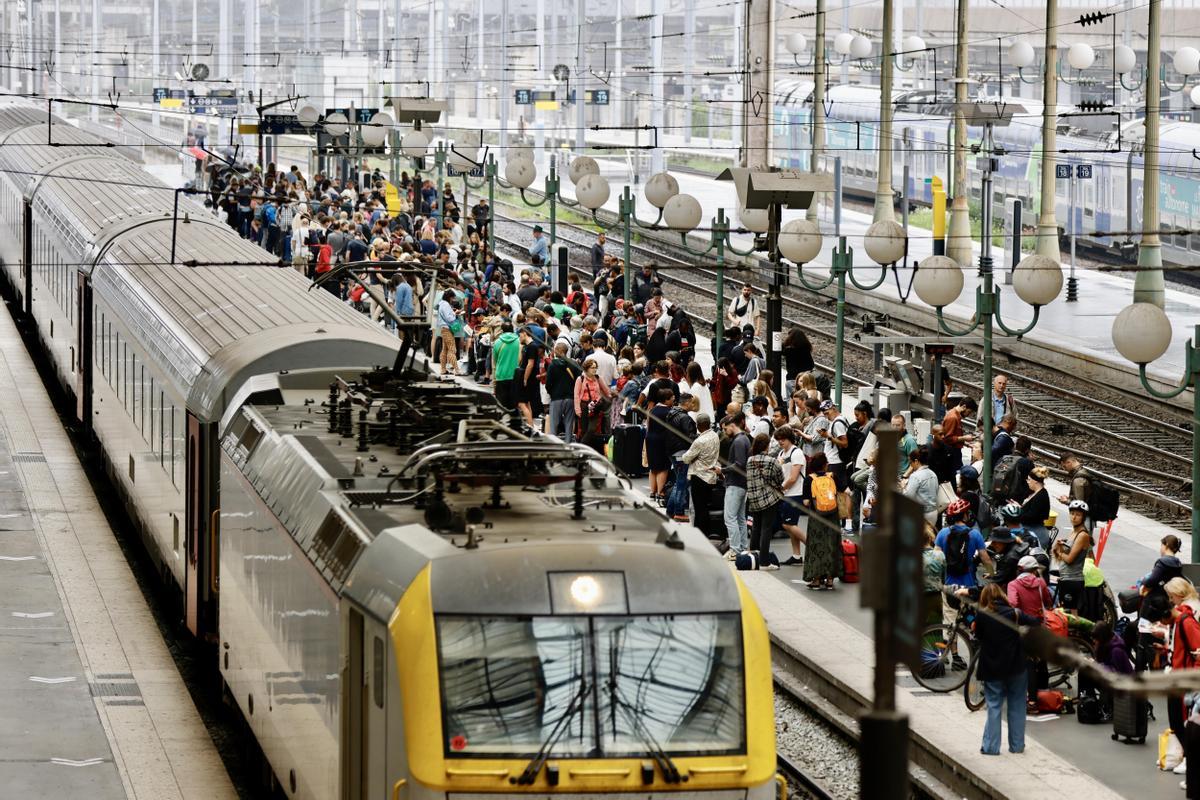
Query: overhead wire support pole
xmin=1135 ymin=0 xmax=1165 ymax=307
xmin=945 ymin=0 xmax=971 ymax=267
xmin=743 ymin=0 xmax=774 ymax=171
xmin=807 ymin=0 xmax=826 ymax=224
xmin=1035 ymin=0 xmax=1062 ymax=265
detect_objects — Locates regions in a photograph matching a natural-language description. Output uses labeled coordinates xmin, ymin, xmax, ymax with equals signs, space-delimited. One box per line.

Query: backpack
xmin=834 ymin=417 xmax=861 ymax=464
xmin=811 ymin=474 xmax=838 ymax=513
xmin=944 ymin=524 xmax=971 ymax=576
xmin=1076 ymin=690 xmax=1106 ymax=724
xmin=991 ymin=454 xmax=1023 ymax=501
xmin=1088 ymin=474 xmax=1120 ymax=522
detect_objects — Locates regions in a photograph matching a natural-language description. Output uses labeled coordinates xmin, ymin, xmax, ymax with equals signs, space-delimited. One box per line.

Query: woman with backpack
xmin=976 ymin=583 xmax=1040 ymax=755
xmin=903 ymin=446 xmax=940 ymax=526
xmin=574 ymin=358 xmax=612 ymax=454
xmin=800 ymin=454 xmax=843 ymax=590
xmin=1053 ymin=500 xmax=1094 ymax=617
xmin=1164 ymin=578 xmax=1200 ymax=774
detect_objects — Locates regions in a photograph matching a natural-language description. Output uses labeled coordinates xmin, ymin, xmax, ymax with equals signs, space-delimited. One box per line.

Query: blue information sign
xmin=189 ymin=95 xmax=239 ymax=116
xmin=1055 ymin=164 xmax=1072 ymax=179
xmin=514 ymin=89 xmax=532 ymax=105
xmin=1076 ymin=164 xmax=1093 ymax=179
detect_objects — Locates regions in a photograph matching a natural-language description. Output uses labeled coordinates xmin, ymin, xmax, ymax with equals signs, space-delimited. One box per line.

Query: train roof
xmin=92 ymin=261 xmax=401 ymax=423
xmin=228 ymin=390 xmax=742 ymax=622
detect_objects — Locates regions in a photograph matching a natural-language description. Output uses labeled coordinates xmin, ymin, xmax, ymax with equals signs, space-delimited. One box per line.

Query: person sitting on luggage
xmin=1083 ymin=621 xmax=1133 ymax=720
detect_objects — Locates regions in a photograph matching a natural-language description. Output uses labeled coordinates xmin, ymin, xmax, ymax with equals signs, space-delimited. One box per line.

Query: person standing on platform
xmin=590 ymin=232 xmax=607 ymax=276
xmin=682 ymin=413 xmax=721 ymax=538
xmin=800 ymin=453 xmax=842 ymax=589
xmin=978 ymin=374 xmax=1017 ymax=437
xmin=545 ymin=343 xmax=581 ymax=443
xmin=922 ymin=524 xmax=947 ymax=627
xmin=529 ymin=225 xmax=549 ymax=265
xmin=721 ymin=413 xmax=752 ymax=558
xmin=775 ymin=426 xmax=807 ymax=566
xmin=781 ymin=327 xmax=815 ymax=392
xmin=941 ymin=396 xmax=976 ymax=468
xmin=574 ymin=357 xmax=612 ymax=453
xmin=976 ymin=583 xmax=1037 ymax=755
xmin=747 ymin=432 xmax=784 ymax=556
xmin=726 ymin=283 xmax=760 ymax=336
xmin=903 ymin=446 xmax=940 ymax=527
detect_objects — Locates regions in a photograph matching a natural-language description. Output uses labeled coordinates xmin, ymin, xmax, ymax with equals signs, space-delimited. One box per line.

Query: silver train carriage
xmin=773 ymin=83 xmax=1200 ymax=266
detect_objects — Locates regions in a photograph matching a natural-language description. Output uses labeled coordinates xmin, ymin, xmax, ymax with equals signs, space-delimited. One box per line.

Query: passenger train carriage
xmin=774 ymin=82 xmax=1200 ymax=267
xmin=0 ymin=100 xmax=777 ymax=798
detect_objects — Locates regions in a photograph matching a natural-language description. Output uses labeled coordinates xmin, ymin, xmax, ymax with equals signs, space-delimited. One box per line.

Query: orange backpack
xmin=812 ymin=474 xmax=838 ymax=513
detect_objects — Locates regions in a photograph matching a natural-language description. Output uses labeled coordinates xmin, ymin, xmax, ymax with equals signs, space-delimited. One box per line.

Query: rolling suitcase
xmin=611 ymin=424 xmax=647 ymax=478
xmin=1111 ymin=691 xmax=1149 ymax=744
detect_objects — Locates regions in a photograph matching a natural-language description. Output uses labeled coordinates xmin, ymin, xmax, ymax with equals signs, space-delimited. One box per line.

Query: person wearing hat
xmin=1053 ymin=499 xmax=1095 ymax=617
xmin=984 ymin=526 xmax=1031 ymax=591
xmin=528 ymin=224 xmax=549 ymax=265
xmin=1008 ymin=553 xmax=1053 ymax=711
xmin=936 ymin=497 xmax=990 ymax=588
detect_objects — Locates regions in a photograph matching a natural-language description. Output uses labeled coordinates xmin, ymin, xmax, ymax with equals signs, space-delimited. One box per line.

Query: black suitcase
xmin=1111 ymin=691 xmax=1148 ymax=744
xmin=612 ymin=424 xmax=647 ymax=477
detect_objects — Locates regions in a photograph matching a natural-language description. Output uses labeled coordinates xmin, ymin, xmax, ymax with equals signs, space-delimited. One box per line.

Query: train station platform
xmin=745 ymin=477 xmax=1185 ymax=800
xmin=0 ymin=306 xmax=236 ymax=799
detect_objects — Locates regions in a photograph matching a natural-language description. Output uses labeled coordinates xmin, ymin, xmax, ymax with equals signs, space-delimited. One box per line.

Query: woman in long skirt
xmin=801 ymin=453 xmax=843 ymax=589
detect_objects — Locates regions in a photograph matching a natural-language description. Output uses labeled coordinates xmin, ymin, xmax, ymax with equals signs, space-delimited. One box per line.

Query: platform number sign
xmin=514 ymin=89 xmax=532 ymax=105
xmin=1055 ymin=164 xmax=1072 ymax=179
xmin=590 ymin=89 xmax=610 ymax=106
xmin=1076 ymin=164 xmax=1093 ymax=179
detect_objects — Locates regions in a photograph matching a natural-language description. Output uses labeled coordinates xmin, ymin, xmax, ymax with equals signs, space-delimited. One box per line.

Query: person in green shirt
xmin=895 ymin=413 xmax=918 ymax=477
xmin=491 ymin=322 xmax=521 ymax=411
xmin=547 ymin=290 xmax=573 ymax=322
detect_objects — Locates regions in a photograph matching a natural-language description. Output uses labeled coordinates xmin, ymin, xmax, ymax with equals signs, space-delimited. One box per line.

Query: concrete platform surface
xmin=0 ymin=304 xmax=236 ymax=800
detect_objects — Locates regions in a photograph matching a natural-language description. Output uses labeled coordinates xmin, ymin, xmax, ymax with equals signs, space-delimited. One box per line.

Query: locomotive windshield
xmin=436 ymin=614 xmax=745 ymax=758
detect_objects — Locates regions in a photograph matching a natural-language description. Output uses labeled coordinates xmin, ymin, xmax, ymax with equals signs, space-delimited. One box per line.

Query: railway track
xmin=777 ymin=752 xmax=837 ymax=800
xmin=489 ymin=195 xmax=1194 ymax=525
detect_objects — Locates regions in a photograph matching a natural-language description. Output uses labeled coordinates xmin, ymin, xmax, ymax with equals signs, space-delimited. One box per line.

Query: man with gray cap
xmin=681 ymin=413 xmax=721 ymax=538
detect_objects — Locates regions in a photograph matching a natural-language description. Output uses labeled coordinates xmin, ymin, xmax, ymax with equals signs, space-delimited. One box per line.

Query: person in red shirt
xmin=941 ymin=396 xmax=977 ymax=455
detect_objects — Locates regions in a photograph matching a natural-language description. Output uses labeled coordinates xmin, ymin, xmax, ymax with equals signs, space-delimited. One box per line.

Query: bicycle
xmin=963 ymin=626 xmax=1095 ymax=712
xmin=911 ymin=600 xmax=976 ymax=693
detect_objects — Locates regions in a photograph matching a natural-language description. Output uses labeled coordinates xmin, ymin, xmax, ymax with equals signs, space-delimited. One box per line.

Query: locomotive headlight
xmin=571 ymin=575 xmax=601 ymax=606
xmin=549 ymin=572 xmax=628 ymax=614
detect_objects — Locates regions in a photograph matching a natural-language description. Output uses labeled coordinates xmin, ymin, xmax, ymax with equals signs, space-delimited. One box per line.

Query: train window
xmin=372 ymin=637 xmax=384 ymax=709
xmin=160 ymin=392 xmax=167 ymax=467
xmin=436 ymin=614 xmax=745 ymax=758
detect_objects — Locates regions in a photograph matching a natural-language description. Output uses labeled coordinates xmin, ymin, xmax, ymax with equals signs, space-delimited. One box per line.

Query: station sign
xmin=1055 ymin=164 xmax=1072 ymax=179
xmin=261 ymin=113 xmax=309 ymax=135
xmin=152 ymin=87 xmax=169 ymax=103
xmin=564 ymin=89 xmax=611 ymax=105
xmin=1076 ymin=164 xmax=1093 ymax=179
xmin=324 ymin=107 xmax=379 ymax=124
xmin=189 ymin=95 xmax=239 ymax=116
xmin=446 ymin=164 xmax=485 ymax=177
xmin=515 ymin=89 xmax=532 ymax=105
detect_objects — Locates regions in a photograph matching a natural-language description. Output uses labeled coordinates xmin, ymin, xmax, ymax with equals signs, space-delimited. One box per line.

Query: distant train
xmin=773 ymin=82 xmax=1200 ymax=267
xmin=0 ymin=101 xmax=777 ymax=799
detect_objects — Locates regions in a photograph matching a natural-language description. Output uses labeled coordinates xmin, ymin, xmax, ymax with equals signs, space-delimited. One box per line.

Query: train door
xmin=75 ymin=274 xmax=92 ymax=436
xmin=184 ymin=413 xmax=218 ymax=636
xmin=21 ymin=198 xmax=32 ymax=317
xmin=344 ymin=608 xmax=388 ymax=799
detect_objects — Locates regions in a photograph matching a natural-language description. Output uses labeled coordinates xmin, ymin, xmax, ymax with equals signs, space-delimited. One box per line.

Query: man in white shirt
xmin=726 ymin=283 xmax=760 ymax=335
xmin=745 ymin=396 xmax=772 ymax=439
xmin=590 ymin=330 xmax=618 ymax=387
xmin=775 ymin=426 xmax=807 ymax=566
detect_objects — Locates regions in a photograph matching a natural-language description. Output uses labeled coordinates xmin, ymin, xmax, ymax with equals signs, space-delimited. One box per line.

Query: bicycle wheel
xmin=911 ymin=624 xmax=974 ymax=692
xmin=963 ymin=655 xmax=985 ymax=712
xmin=1047 ymin=634 xmax=1095 ymax=698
